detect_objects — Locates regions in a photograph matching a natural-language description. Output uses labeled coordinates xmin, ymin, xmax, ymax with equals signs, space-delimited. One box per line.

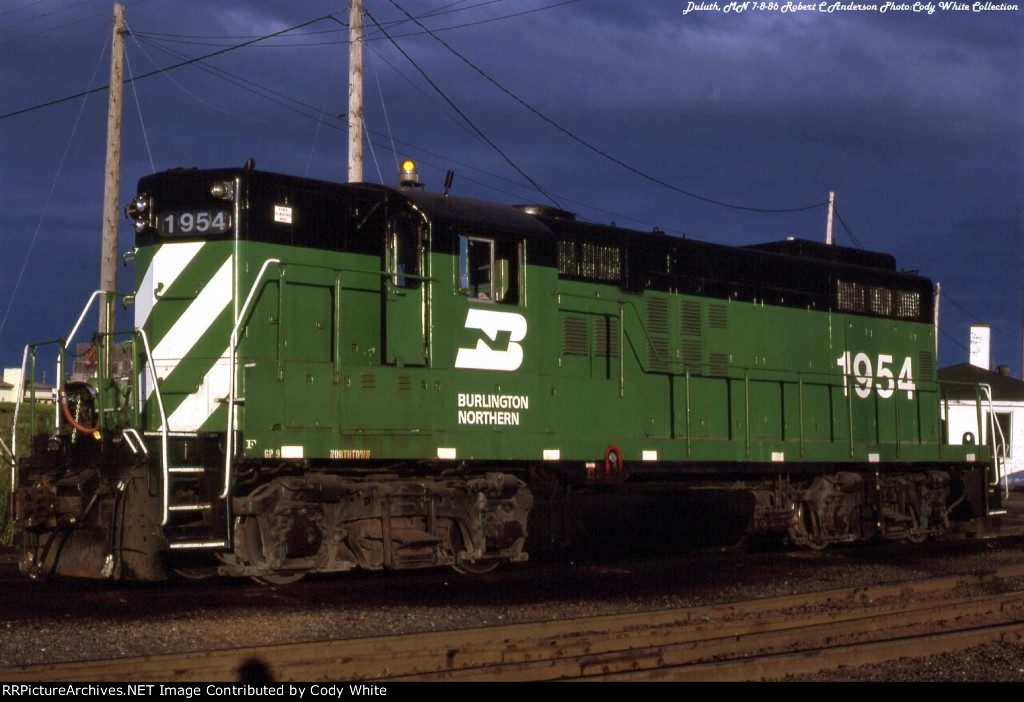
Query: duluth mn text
xmin=457 ymin=393 xmax=529 ymax=426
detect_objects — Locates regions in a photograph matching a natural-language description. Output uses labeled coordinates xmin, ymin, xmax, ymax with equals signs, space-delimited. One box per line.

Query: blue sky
xmin=1 ymin=0 xmax=1021 ymax=377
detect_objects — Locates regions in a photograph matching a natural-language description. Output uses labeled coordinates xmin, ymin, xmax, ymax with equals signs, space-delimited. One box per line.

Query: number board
xmin=157 ymin=209 xmax=232 ymax=236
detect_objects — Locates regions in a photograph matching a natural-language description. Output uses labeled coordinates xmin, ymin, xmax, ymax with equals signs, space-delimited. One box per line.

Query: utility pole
xmin=825 ymin=191 xmax=835 ymax=245
xmin=99 ymin=3 xmax=125 ymax=342
xmin=348 ymin=0 xmax=363 ymax=183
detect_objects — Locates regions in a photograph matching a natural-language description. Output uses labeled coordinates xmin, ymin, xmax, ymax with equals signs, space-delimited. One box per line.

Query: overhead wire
xmin=126 ymin=8 xmax=804 ymax=238
xmin=362 ymin=35 xmax=497 ymax=154
xmin=356 ymin=6 xmax=562 ymax=208
xmin=304 ymin=42 xmax=343 ymax=179
xmin=832 ymin=206 xmax=864 ymax=250
xmin=126 ymin=0 xmax=572 ymax=47
xmin=937 ymin=326 xmax=970 ymax=354
xmin=124 ymin=21 xmax=156 ymax=174
xmin=384 ymin=0 xmax=823 ymax=216
xmin=0 ymin=0 xmax=150 ymax=46
xmin=128 ymin=33 xmax=273 ymax=121
xmin=129 ymin=21 xmax=515 ymax=192
xmin=0 ymin=0 xmax=102 ymax=34
xmin=366 ymin=47 xmax=399 ymax=183
xmin=5 ymin=2 xmax=817 ymax=216
xmin=364 ymin=0 xmax=581 ymax=42
xmin=0 ymin=29 xmax=109 ymax=340
xmin=0 ymin=0 xmax=51 ymax=19
xmin=124 ymin=13 xmax=546 ymax=204
xmin=10 ymin=4 xmax=849 ymax=232
xmin=0 ymin=12 xmax=334 ymax=119
xmin=3 ymin=4 xmax=1014 ymax=372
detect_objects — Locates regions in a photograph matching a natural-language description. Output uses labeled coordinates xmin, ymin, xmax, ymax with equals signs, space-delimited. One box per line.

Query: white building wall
xmin=946 ymin=401 xmax=1024 ymax=486
xmin=0 ymin=369 xmax=23 ymax=403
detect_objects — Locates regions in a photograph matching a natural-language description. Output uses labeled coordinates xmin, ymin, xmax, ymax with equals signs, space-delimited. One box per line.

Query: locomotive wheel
xmin=904 ymin=505 xmax=928 ymax=544
xmin=452 ymin=560 xmax=500 ymax=575
xmin=791 ymin=502 xmax=829 ymax=551
xmin=251 ymin=572 xmax=306 ymax=586
xmin=173 ymin=567 xmax=217 ymax=580
xmin=447 ymin=518 xmax=502 ymax=575
xmin=801 ymin=526 xmax=829 ymax=551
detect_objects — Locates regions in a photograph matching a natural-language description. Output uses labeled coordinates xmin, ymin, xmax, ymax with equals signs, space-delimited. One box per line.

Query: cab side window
xmin=459 ymin=235 xmax=520 ymax=304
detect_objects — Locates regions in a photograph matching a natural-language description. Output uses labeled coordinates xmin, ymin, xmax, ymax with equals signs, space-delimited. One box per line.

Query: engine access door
xmin=383 ymin=214 xmax=427 ymax=366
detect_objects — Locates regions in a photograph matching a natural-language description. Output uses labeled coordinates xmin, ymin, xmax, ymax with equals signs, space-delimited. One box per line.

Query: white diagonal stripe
xmin=135 ymin=241 xmax=205 ymax=331
xmin=145 ymin=256 xmax=233 ymax=402
xmin=164 ymin=347 xmax=231 ymax=432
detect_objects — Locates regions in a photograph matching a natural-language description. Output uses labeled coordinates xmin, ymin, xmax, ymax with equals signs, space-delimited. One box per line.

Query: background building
xmin=0 ymin=368 xmax=54 ymax=404
xmin=939 ymin=324 xmax=1023 ymax=488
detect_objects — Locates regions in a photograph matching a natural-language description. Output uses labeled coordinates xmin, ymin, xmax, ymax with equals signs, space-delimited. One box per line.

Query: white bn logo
xmin=454 ymin=308 xmax=527 ymax=371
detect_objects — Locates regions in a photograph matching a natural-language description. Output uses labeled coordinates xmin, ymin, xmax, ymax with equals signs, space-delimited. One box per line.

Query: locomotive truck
xmin=9 ymin=160 xmax=1001 ymax=581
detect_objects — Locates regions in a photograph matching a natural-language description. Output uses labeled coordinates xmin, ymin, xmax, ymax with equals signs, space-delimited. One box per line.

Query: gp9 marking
xmin=836 ymin=351 xmax=916 ymax=399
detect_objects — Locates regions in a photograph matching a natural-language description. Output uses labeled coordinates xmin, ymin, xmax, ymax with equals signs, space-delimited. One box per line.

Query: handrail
xmin=557 ymin=291 xmax=951 ymax=392
xmin=135 ymin=328 xmax=170 ymax=525
xmin=11 ymin=291 xmax=112 ymax=505
xmin=11 ymin=345 xmax=30 ymax=463
xmin=977 ymin=383 xmax=1009 ymax=496
xmin=221 ymin=258 xmax=430 ymax=497
xmin=224 ymin=258 xmax=281 ymax=499
xmin=937 ymin=379 xmax=997 ymax=461
xmin=64 ymin=291 xmax=107 ymax=360
xmin=557 ymin=290 xmax=961 ymax=457
xmin=1 ymin=430 xmax=11 ymax=524
xmin=558 ymin=291 xmax=673 ymax=373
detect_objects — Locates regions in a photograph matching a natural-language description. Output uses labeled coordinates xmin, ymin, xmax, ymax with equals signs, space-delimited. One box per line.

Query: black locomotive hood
xmin=391 ymin=187 xmax=554 ymax=238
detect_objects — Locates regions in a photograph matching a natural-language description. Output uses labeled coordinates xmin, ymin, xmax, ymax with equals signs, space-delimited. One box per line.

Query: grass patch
xmin=0 ymin=402 xmax=55 ymax=546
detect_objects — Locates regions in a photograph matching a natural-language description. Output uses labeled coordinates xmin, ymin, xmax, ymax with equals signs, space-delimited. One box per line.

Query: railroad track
xmin=3 ymin=564 xmax=1024 ymax=682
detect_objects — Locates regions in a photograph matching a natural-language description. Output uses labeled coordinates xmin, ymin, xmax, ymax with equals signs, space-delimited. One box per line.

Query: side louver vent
xmin=680 ymin=339 xmax=703 ymax=367
xmin=917 ymin=351 xmax=935 ymax=380
xmin=561 ymin=316 xmax=589 ymax=356
xmin=646 ymin=297 xmax=669 ymax=334
xmin=680 ymin=300 xmax=702 ymax=337
xmin=709 ymin=352 xmax=730 ymax=377
xmin=708 ymin=304 xmax=728 ymax=330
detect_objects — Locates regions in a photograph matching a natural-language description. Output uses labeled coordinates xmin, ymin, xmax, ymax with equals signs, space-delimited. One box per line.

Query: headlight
xmin=210 ymin=181 xmax=235 ymax=200
xmin=124 ymin=194 xmax=150 ymax=220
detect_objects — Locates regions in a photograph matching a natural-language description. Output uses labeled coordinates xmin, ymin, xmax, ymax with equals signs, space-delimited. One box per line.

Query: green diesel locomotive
xmin=11 ymin=161 xmax=1000 ymax=580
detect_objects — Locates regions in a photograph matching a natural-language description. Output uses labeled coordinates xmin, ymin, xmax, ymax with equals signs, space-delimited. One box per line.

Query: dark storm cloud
xmin=0 ymin=0 xmax=1020 ymax=371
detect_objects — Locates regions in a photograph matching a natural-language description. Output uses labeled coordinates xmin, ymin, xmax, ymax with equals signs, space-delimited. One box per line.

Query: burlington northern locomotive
xmin=10 ymin=160 xmax=1001 ymax=581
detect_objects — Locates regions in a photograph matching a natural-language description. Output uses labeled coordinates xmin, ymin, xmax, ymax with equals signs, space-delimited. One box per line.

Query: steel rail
xmin=3 ymin=564 xmax=1024 ymax=683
